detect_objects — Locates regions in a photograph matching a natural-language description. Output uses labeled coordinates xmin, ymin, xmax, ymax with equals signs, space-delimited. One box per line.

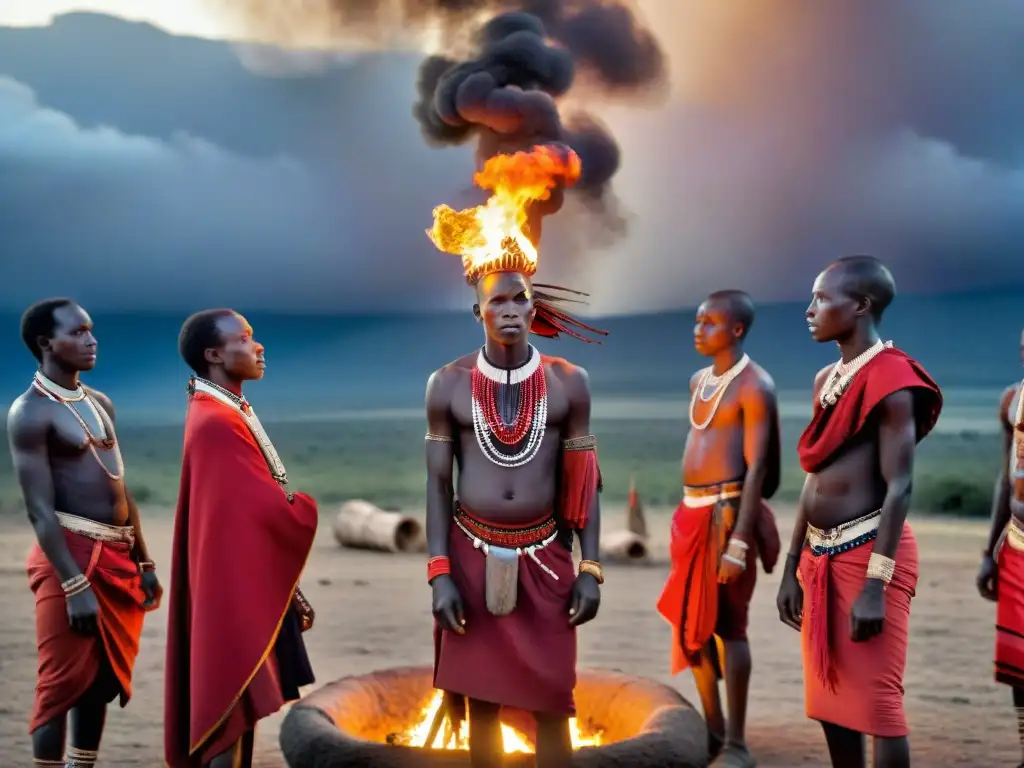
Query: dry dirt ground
xmin=0 ymin=507 xmax=1016 ymax=766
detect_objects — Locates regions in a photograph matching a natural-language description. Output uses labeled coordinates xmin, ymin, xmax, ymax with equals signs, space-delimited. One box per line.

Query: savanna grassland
xmin=0 ymin=409 xmax=1002 ymax=518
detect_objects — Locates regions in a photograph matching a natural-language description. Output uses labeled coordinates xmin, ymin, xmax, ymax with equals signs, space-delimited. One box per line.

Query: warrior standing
xmin=977 ymin=326 xmax=1024 ymax=765
xmin=776 ymin=256 xmax=942 ymax=768
xmin=424 ymin=150 xmax=606 ymax=767
xmin=656 ymin=290 xmax=781 ymax=768
xmin=164 ymin=309 xmax=317 ymax=768
xmin=7 ymin=298 xmax=160 ymax=768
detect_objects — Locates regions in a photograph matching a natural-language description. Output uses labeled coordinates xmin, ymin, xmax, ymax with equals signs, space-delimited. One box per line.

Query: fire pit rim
xmin=279 ymin=664 xmax=710 ymax=768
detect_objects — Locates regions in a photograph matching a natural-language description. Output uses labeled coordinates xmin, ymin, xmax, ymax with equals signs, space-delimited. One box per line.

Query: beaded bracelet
xmin=427 ymin=556 xmax=451 ymax=583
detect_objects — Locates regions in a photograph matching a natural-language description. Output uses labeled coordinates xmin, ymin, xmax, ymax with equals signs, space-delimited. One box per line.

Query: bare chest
xmin=47 ymin=399 xmax=111 ymax=452
xmin=689 ymin=384 xmax=744 ymax=431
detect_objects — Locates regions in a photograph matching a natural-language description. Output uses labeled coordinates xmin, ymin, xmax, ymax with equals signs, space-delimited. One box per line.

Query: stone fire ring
xmin=279 ymin=665 xmax=709 ymax=767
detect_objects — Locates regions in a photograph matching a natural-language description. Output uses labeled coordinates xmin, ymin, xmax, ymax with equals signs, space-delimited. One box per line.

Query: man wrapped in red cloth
xmin=776 ymin=256 xmax=942 ymax=768
xmin=977 ymin=329 xmax=1024 ymax=766
xmin=8 ymin=298 xmax=161 ymax=768
xmin=424 ymin=146 xmax=606 ymax=767
xmin=164 ymin=310 xmax=318 ymax=768
xmin=656 ymin=290 xmax=780 ymax=768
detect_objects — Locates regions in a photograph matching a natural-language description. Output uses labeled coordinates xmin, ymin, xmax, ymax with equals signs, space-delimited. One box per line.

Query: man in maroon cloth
xmin=8 ymin=298 xmax=160 ymax=768
xmin=776 ymin=256 xmax=942 ymax=768
xmin=164 ymin=309 xmax=318 ymax=768
xmin=424 ymin=153 xmax=606 ymax=766
xmin=977 ymin=326 xmax=1024 ymax=766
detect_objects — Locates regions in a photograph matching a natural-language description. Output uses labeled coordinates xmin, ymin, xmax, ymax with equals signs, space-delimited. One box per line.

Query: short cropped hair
xmin=178 ymin=309 xmax=235 ymax=378
xmin=707 ymin=289 xmax=756 ymax=340
xmin=20 ymin=298 xmax=76 ymax=361
xmin=829 ymin=255 xmax=896 ymax=322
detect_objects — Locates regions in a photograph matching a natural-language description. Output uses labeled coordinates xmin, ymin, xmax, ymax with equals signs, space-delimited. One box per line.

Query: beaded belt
xmin=56 ymin=512 xmax=135 ymax=547
xmin=682 ymin=480 xmax=743 ymax=509
xmin=454 ymin=505 xmax=560 ymax=579
xmin=806 ymin=510 xmax=880 ymax=556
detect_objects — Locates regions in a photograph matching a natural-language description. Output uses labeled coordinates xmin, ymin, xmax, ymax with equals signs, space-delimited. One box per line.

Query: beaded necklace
xmin=32 ymin=371 xmax=123 ymax=481
xmin=689 ymin=354 xmax=750 ymax=431
xmin=819 ymin=340 xmax=891 ymax=409
xmin=471 ymin=345 xmax=548 ymax=468
xmin=188 ymin=376 xmax=288 ymax=484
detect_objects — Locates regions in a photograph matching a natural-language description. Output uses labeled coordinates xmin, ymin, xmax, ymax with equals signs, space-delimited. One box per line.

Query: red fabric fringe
xmin=558 ymin=449 xmax=601 ymax=529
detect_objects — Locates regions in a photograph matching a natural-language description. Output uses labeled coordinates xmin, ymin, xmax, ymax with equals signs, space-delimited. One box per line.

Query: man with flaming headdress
xmin=423 ymin=145 xmax=606 ymax=766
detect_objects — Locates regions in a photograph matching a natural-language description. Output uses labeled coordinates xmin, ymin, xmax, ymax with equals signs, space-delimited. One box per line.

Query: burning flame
xmin=405 ymin=690 xmax=601 ymax=753
xmin=426 ymin=145 xmax=582 ymax=284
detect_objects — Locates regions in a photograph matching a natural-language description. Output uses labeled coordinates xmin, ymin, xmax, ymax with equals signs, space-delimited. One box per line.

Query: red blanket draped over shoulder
xmin=797 ymin=348 xmax=942 ymax=472
xmin=164 ymin=393 xmax=318 ymax=766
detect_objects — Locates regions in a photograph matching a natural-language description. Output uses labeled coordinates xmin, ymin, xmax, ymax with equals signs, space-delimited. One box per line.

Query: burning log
xmin=333 ymin=500 xmax=426 ymax=554
xmin=279 ymin=665 xmax=708 ymax=767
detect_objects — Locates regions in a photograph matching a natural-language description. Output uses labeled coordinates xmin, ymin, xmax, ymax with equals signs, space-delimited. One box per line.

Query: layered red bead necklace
xmin=471 ymin=345 xmax=547 ymax=467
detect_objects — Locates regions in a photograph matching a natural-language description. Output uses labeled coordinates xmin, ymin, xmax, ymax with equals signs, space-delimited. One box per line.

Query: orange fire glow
xmin=405 ymin=690 xmax=601 ymax=754
xmin=426 ymin=145 xmax=582 ymax=283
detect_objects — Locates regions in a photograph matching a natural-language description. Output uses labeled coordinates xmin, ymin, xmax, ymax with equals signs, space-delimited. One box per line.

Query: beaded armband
xmin=425 ymin=433 xmax=454 ymax=443
xmin=866 ymin=552 xmax=895 ymax=584
xmin=562 ymin=435 xmax=597 ymax=451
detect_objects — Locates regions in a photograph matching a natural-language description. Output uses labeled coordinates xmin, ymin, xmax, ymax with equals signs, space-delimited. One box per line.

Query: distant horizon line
xmin=0 ymin=285 xmax=1015 ymax=321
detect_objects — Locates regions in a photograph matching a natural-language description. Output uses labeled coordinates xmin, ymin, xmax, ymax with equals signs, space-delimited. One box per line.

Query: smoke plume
xmin=213 ymin=0 xmax=666 ymax=237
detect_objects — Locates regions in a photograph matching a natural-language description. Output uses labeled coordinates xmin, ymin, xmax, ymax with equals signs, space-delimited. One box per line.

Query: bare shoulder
xmin=7 ymin=389 xmax=50 ymax=442
xmin=739 ymin=360 xmax=777 ymax=399
xmin=426 ymin=353 xmax=474 ymax=406
xmin=543 ymin=355 xmax=590 ymax=397
xmin=688 ymin=368 xmax=705 ymax=394
xmin=85 ymin=386 xmax=115 ymax=420
xmin=812 ymin=363 xmax=833 ymax=396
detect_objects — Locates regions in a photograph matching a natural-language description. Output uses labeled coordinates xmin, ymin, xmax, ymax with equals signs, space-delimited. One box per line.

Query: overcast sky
xmin=1 ymin=2 xmax=1023 ymax=315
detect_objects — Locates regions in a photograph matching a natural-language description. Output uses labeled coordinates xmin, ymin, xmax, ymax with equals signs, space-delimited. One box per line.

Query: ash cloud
xmin=217 ymin=0 xmax=667 ymax=238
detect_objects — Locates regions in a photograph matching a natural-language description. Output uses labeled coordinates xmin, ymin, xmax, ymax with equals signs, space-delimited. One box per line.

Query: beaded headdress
xmin=427 ymin=145 xmax=608 ymax=343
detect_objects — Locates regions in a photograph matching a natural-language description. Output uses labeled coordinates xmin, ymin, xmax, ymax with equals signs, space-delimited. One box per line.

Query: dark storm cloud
xmin=1 ymin=3 xmax=1024 ymax=314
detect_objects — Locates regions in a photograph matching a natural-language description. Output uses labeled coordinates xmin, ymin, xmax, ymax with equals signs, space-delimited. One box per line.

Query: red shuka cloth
xmin=995 ymin=529 xmax=1024 ymax=687
xmin=433 ymin=507 xmax=577 ymax=721
xmin=656 ymin=499 xmax=774 ymax=674
xmin=27 ymin=529 xmax=149 ymax=733
xmin=797 ymin=348 xmax=942 ymax=473
xmin=798 ymin=524 xmax=918 ymax=737
xmin=558 ymin=446 xmax=600 ymax=530
xmin=164 ymin=393 xmax=318 ymax=766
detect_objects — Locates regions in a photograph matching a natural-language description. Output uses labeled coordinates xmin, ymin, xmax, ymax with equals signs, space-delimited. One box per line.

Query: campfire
xmin=279 ymin=665 xmax=709 ymax=767
xmin=426 ymin=144 xmax=581 ymax=284
xmin=402 ymin=690 xmax=602 ymax=753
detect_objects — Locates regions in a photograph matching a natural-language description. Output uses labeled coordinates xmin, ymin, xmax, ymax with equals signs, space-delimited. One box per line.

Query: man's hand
xmin=568 ymin=572 xmax=600 ymax=627
xmin=850 ymin=579 xmax=886 ymax=642
xmin=718 ymin=543 xmax=747 ymax=584
xmin=66 ymin=587 xmax=100 ymax=634
xmin=977 ymin=554 xmax=998 ymax=602
xmin=140 ymin=570 xmax=163 ymax=610
xmin=432 ymin=575 xmax=465 ymax=635
xmin=776 ymin=567 xmax=803 ymax=631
